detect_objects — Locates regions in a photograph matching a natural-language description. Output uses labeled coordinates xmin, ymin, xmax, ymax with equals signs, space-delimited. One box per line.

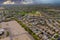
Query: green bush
xmin=6 ymin=31 xmax=9 ymax=37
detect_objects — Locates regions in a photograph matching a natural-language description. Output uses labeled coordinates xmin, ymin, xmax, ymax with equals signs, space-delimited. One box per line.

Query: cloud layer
xmin=2 ymin=0 xmax=33 ymax=5
xmin=3 ymin=0 xmax=15 ymax=4
xmin=0 ymin=0 xmax=60 ymax=5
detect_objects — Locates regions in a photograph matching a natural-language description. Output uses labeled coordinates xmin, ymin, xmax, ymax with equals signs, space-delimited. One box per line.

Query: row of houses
xmin=20 ymin=14 xmax=60 ymax=40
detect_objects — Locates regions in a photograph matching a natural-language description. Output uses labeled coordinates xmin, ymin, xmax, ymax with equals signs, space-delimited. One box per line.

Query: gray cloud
xmin=2 ymin=0 xmax=33 ymax=5
xmin=0 ymin=0 xmax=60 ymax=5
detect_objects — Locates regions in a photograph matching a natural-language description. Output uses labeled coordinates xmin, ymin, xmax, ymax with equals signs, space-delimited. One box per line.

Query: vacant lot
xmin=0 ymin=20 xmax=34 ymax=40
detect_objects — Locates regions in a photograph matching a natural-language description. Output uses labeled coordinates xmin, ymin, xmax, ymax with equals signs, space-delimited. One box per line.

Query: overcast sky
xmin=0 ymin=0 xmax=60 ymax=4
